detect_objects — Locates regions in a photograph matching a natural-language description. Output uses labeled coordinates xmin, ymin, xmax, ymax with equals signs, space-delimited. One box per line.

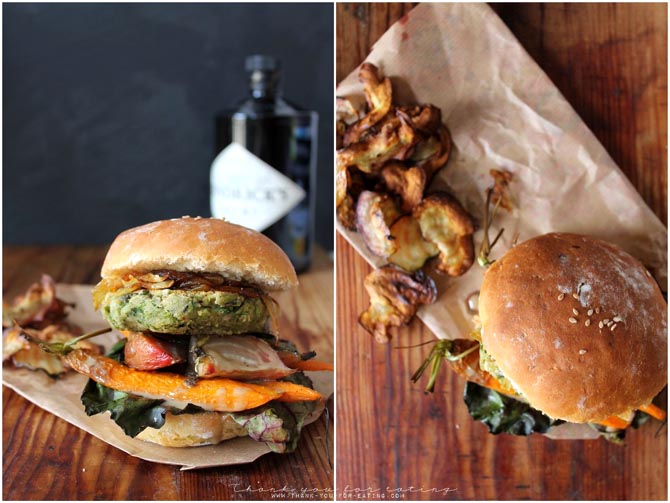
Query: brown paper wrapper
xmin=3 ymin=284 xmax=333 ymax=469
xmin=337 ymin=3 xmax=666 ymax=439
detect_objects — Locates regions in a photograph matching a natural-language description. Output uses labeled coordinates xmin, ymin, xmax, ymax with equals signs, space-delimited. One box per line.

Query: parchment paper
xmin=2 ymin=284 xmax=333 ymax=469
xmin=336 ymin=3 xmax=666 ymax=440
xmin=337 ymin=2 xmax=667 ymax=343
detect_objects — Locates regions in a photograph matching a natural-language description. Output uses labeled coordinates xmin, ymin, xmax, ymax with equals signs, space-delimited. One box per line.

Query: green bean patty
xmin=101 ymin=289 xmax=269 ymax=335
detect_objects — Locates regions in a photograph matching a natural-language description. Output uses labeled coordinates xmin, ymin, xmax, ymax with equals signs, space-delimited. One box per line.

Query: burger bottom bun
xmin=136 ymin=411 xmax=247 ymax=447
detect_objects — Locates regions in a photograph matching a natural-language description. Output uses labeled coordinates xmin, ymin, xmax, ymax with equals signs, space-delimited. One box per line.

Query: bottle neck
xmin=249 ymin=69 xmax=281 ymax=100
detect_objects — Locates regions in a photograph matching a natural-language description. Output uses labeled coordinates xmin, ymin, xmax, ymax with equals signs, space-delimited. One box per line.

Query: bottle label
xmin=210 ymin=143 xmax=306 ymax=232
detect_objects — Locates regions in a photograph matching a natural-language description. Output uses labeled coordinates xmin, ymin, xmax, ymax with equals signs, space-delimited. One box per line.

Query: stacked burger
xmin=72 ymin=217 xmax=330 ymax=452
xmin=442 ymin=233 xmax=667 ymax=439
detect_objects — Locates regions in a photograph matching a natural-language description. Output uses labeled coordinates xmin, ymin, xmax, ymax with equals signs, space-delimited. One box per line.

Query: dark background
xmin=3 ymin=3 xmax=334 ymax=250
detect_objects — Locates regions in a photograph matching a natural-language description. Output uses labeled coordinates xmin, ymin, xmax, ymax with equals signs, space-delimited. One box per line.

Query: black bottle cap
xmin=245 ymin=55 xmax=280 ymax=73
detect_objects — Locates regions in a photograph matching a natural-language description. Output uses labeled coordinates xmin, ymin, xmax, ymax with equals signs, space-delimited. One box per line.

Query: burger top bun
xmin=101 ymin=217 xmax=298 ymax=291
xmin=479 ymin=233 xmax=667 ymax=423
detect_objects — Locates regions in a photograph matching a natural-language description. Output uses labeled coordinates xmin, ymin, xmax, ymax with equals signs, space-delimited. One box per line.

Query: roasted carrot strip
xmin=259 ymin=381 xmax=323 ymax=402
xmin=287 ymin=359 xmax=334 ymax=372
xmin=598 ymin=416 xmax=631 ymax=430
xmin=639 ymin=403 xmax=667 ymax=421
xmin=482 ymin=374 xmax=517 ymax=396
xmin=64 ymin=349 xmax=280 ymax=412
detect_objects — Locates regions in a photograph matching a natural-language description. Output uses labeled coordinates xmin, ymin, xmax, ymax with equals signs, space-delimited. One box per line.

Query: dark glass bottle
xmin=212 ymin=55 xmax=317 ymax=273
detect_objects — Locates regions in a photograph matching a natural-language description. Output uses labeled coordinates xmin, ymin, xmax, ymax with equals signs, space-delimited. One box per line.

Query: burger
xmin=445 ymin=233 xmax=667 ymax=439
xmin=57 ymin=217 xmax=330 ymax=452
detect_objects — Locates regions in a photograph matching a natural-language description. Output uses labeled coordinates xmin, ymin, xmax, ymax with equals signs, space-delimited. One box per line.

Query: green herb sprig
xmin=19 ymin=325 xmax=111 ymax=356
xmin=477 ymin=188 xmax=505 ymax=267
xmin=408 ymin=339 xmax=479 ymax=393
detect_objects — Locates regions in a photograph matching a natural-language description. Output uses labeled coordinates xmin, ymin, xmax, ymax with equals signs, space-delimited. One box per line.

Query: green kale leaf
xmin=81 ymin=379 xmax=167 ymax=437
xmin=463 ymin=382 xmax=560 ymax=435
xmin=80 ymin=337 xmax=168 ymax=437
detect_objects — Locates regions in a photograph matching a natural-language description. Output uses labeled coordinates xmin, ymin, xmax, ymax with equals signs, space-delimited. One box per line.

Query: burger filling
xmin=93 ymin=270 xmax=274 ymax=335
xmin=101 ymin=289 xmax=269 ymax=335
xmin=478 ymin=345 xmax=524 ymax=397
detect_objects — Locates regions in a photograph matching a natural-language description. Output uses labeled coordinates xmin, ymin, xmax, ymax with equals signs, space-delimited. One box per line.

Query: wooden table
xmin=336 ymin=3 xmax=667 ymax=500
xmin=3 ymin=246 xmax=334 ymax=500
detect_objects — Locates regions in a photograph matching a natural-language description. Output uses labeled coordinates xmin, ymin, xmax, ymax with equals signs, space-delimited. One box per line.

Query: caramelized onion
xmin=141 ymin=279 xmax=175 ymax=290
xmin=95 ymin=271 xmax=266 ymax=304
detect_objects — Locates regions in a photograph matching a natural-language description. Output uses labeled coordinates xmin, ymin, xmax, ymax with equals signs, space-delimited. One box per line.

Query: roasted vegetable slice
xmin=336 ymin=162 xmax=369 ymax=230
xmin=342 ymin=62 xmax=393 ymax=147
xmin=63 ymin=349 xmax=282 ymax=412
xmin=260 ymin=380 xmax=323 ymax=402
xmin=359 ymin=265 xmax=437 ymax=343
xmin=414 ymin=193 xmax=475 ymax=276
xmin=190 ymin=334 xmax=295 ymax=380
xmin=2 ymin=275 xmax=72 ymax=328
xmin=380 ymin=163 xmax=427 ymax=212
xmin=399 ymin=104 xmax=442 ymax=133
xmin=337 ymin=97 xmax=363 ymax=148
xmin=387 ymin=215 xmax=439 ymax=272
xmin=4 ymin=324 xmax=98 ymax=376
xmin=337 ymin=112 xmax=417 ymax=173
xmin=231 ymin=398 xmax=317 ymax=453
xmin=124 ymin=332 xmax=187 ymax=371
xmin=337 ymin=194 xmax=358 ymax=231
xmin=355 ymin=191 xmax=402 ymax=257
xmin=336 ymin=161 xmax=349 ymax=209
xmin=418 ymin=125 xmax=452 ymax=181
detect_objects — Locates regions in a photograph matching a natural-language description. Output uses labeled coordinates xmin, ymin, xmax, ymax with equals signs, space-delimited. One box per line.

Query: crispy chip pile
xmin=337 ymin=64 xmax=476 ymax=342
xmin=2 ymin=275 xmax=71 ymax=328
xmin=2 ymin=275 xmax=100 ymax=376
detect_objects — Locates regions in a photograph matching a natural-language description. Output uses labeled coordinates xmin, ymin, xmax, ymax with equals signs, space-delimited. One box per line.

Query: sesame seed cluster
xmin=557 ymin=285 xmax=625 ymax=355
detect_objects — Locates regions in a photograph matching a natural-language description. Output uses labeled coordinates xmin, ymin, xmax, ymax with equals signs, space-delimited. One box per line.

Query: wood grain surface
xmin=3 ymin=246 xmax=334 ymax=500
xmin=336 ymin=3 xmax=667 ymax=501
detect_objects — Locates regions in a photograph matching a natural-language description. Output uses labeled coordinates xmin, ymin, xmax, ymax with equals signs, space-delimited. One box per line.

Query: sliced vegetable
xmin=418 ymin=125 xmax=452 ymax=181
xmin=64 ymin=349 xmax=281 ymax=412
xmin=231 ymin=372 xmax=318 ymax=453
xmin=380 ymin=163 xmax=427 ymax=212
xmin=589 ymin=411 xmax=652 ymax=444
xmin=336 ymin=163 xmax=368 ymax=230
xmin=414 ymin=192 xmax=475 ymax=276
xmin=4 ymin=324 xmax=100 ymax=377
xmin=597 ymin=416 xmax=631 ymax=430
xmin=388 ymin=215 xmax=439 ymax=272
xmin=124 ymin=332 xmax=188 ymax=371
xmin=3 ymin=275 xmax=72 ymax=328
xmin=337 ymin=97 xmax=363 ymax=148
xmin=359 ymin=265 xmax=437 ymax=343
xmin=342 ymin=62 xmax=393 ymax=147
xmin=231 ymin=400 xmax=317 ymax=453
xmin=355 ymin=191 xmax=402 ymax=257
xmin=282 ymin=359 xmax=333 ymax=372
xmin=400 ymin=104 xmax=442 ymax=133
xmin=337 ymin=112 xmax=417 ymax=173
xmin=190 ymin=334 xmax=295 ymax=380
xmin=259 ymin=380 xmax=323 ymax=402
xmin=638 ymin=402 xmax=666 ymax=421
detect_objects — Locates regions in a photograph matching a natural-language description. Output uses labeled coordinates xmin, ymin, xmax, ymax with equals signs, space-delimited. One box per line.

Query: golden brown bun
xmin=136 ymin=411 xmax=247 ymax=447
xmin=101 ymin=217 xmax=298 ymax=291
xmin=479 ymin=233 xmax=667 ymax=423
